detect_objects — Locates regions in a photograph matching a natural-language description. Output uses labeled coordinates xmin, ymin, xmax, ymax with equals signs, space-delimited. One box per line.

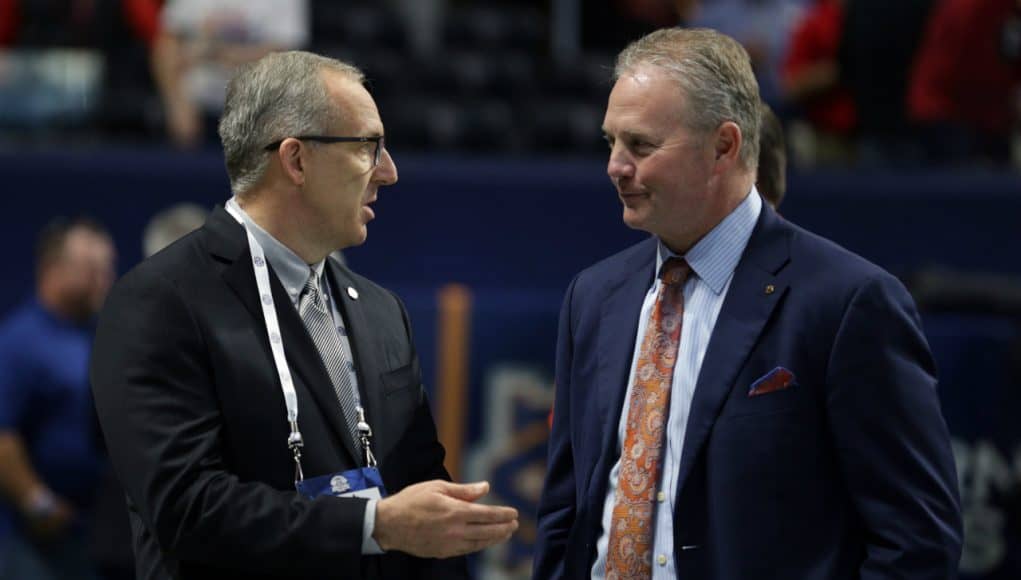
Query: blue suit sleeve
xmin=534 ymin=274 xmax=581 ymax=580
xmin=825 ymin=273 xmax=963 ymax=579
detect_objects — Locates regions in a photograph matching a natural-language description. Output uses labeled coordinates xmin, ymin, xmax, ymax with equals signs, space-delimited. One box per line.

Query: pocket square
xmin=748 ymin=367 xmax=796 ymax=397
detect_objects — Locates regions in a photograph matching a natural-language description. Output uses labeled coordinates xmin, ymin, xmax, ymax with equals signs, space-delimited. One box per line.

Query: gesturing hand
xmin=372 ymin=480 xmax=519 ymax=558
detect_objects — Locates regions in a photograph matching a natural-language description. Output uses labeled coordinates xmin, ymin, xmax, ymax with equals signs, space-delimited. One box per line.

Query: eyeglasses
xmin=263 ymin=135 xmax=386 ymax=167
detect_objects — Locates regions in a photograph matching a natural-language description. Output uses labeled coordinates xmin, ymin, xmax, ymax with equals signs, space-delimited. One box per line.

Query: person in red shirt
xmin=780 ymin=0 xmax=856 ymax=165
xmin=0 ymin=0 xmax=160 ymax=48
xmin=908 ymin=0 xmax=1021 ymax=164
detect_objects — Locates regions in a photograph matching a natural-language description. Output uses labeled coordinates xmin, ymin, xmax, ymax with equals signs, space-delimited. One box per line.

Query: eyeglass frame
xmin=263 ymin=135 xmax=385 ymax=167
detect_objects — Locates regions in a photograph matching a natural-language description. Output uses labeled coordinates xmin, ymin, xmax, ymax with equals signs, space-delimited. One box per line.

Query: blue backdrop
xmin=1 ymin=149 xmax=1019 ymax=577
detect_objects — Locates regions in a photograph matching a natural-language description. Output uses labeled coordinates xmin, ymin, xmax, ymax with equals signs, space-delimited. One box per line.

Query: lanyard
xmin=225 ymin=199 xmax=307 ymax=483
xmin=225 ymin=200 xmax=381 ymax=486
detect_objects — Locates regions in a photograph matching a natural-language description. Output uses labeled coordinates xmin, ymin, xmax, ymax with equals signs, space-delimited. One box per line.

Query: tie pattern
xmin=606 ymin=257 xmax=691 ymax=579
xmin=298 ymin=270 xmax=362 ymax=455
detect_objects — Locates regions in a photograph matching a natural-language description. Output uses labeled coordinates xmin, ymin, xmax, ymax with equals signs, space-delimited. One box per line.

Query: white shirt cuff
xmin=362 ymin=498 xmax=384 ymax=554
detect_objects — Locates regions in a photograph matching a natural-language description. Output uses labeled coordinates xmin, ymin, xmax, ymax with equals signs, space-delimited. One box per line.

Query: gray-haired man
xmin=535 ymin=28 xmax=960 ymax=579
xmin=91 ymin=51 xmax=517 ymax=580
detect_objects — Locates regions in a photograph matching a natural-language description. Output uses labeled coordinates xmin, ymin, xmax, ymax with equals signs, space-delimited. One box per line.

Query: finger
xmin=462 ymin=503 xmax=519 ymax=524
xmin=440 ymin=480 xmax=489 ymax=501
xmin=438 ymin=533 xmax=502 ymax=558
xmin=461 ymin=520 xmax=519 ymax=542
xmin=448 ymin=539 xmax=491 ymax=557
xmin=467 ymin=538 xmax=498 ymax=554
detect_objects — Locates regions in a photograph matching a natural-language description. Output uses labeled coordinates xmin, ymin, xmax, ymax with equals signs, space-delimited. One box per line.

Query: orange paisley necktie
xmin=606 ymin=257 xmax=690 ymax=579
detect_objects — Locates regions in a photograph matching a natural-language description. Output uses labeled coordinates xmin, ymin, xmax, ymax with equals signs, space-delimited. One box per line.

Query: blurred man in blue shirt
xmin=0 ymin=217 xmax=116 ymax=580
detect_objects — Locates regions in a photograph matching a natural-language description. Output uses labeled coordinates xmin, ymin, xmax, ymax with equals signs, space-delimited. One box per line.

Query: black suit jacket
xmin=90 ymin=206 xmax=467 ymax=580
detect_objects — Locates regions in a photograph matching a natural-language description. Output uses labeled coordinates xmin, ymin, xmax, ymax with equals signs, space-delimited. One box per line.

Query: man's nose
xmin=374 ymin=147 xmax=398 ymax=186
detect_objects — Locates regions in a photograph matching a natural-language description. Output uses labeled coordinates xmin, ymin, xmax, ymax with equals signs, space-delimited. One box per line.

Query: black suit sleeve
xmin=382 ymin=290 xmax=470 ymax=580
xmin=825 ymin=273 xmax=963 ymax=579
xmin=90 ymin=269 xmax=368 ymax=577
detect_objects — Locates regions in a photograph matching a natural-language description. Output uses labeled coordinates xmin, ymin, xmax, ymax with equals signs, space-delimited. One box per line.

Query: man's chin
xmin=622 ymin=208 xmax=649 ymax=231
xmin=342 ymin=226 xmax=368 ymax=248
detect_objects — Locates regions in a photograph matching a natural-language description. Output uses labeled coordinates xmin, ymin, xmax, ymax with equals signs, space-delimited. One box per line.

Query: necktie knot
xmin=659 ymin=257 xmax=690 ymax=287
xmin=301 ymin=270 xmax=324 ymax=308
xmin=302 ymin=269 xmax=318 ymax=293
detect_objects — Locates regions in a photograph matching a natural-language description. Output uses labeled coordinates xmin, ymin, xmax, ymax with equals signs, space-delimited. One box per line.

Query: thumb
xmin=441 ymin=480 xmax=490 ymax=502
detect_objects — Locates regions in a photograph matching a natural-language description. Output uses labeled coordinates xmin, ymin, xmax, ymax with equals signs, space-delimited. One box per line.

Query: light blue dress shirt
xmin=228 ymin=199 xmax=383 ymax=555
xmin=592 ymin=189 xmax=762 ymax=578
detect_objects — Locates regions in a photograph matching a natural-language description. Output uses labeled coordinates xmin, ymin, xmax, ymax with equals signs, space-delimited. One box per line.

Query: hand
xmin=21 ymin=488 xmax=74 ymax=540
xmin=373 ymin=480 xmax=518 ymax=558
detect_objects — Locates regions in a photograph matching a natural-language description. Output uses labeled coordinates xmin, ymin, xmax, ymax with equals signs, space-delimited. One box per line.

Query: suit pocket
xmin=380 ymin=362 xmax=418 ymax=397
xmin=719 ymin=381 xmax=803 ymax=420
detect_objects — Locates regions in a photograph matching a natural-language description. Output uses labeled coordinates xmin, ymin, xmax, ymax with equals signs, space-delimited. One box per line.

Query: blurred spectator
xmin=142 ymin=202 xmax=207 ymax=257
xmin=0 ymin=0 xmax=164 ymax=138
xmin=780 ymin=0 xmax=856 ymax=166
xmin=908 ymin=0 xmax=1021 ymax=165
xmin=96 ymin=0 xmax=164 ymax=141
xmin=152 ymin=0 xmax=309 ymax=148
xmin=0 ymin=0 xmax=104 ymax=131
xmin=0 ymin=0 xmax=100 ymax=47
xmin=0 ymin=217 xmax=115 ymax=580
xmin=688 ymin=0 xmax=809 ymax=106
xmin=839 ymin=0 xmax=935 ymax=165
xmin=757 ymin=103 xmax=788 ymax=208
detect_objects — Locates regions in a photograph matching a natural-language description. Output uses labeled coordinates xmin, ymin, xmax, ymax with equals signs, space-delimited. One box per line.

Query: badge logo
xmin=330 ymin=475 xmax=350 ymax=494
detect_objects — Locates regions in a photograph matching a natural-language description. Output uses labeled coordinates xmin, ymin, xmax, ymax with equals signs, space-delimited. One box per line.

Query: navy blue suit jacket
xmin=534 ymin=205 xmax=962 ymax=579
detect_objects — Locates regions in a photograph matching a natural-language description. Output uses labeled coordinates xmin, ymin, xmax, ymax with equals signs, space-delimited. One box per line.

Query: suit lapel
xmin=674 ymin=208 xmax=791 ymax=497
xmin=209 ymin=207 xmax=361 ymax=465
xmin=587 ymin=239 xmax=657 ymax=505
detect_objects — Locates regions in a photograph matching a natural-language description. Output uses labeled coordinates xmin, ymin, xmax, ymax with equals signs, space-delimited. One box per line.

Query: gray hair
xmin=143 ymin=203 xmax=208 ymax=257
xmin=615 ymin=28 xmax=762 ymax=170
xmin=218 ymin=51 xmax=365 ymax=196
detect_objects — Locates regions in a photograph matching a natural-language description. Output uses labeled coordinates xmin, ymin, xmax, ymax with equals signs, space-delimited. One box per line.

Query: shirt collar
xmin=226 ymin=197 xmax=325 ymax=305
xmin=656 ymin=186 xmax=762 ymax=295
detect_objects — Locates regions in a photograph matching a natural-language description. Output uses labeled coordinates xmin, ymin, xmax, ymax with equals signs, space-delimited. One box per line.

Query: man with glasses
xmin=90 ymin=51 xmax=517 ymax=580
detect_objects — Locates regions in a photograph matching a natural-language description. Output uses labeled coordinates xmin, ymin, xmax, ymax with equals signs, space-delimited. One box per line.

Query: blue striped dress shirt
xmin=592 ymin=188 xmax=762 ymax=578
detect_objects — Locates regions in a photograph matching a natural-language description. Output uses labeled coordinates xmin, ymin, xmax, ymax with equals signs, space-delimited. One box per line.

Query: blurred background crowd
xmin=0 ymin=1 xmax=1019 ymax=579
xmin=0 ymin=0 xmax=1018 ymax=167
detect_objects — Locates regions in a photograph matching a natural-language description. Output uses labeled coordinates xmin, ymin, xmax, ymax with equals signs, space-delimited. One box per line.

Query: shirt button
xmin=657 ymin=554 xmax=667 ymax=566
xmin=657 ymin=491 xmax=666 ymax=503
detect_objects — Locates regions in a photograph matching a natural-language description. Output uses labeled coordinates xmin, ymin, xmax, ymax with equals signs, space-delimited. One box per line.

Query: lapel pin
xmin=347 ymin=287 xmax=359 ymax=300
xmin=765 ymin=284 xmax=775 ymax=295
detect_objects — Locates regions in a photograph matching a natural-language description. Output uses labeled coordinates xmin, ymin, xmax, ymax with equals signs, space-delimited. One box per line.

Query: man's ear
xmin=275 ymin=137 xmax=306 ymax=186
xmin=713 ymin=121 xmax=743 ymax=168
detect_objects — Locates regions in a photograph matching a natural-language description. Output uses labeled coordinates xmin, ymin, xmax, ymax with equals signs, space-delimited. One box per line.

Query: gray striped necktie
xmin=297 ymin=270 xmax=362 ymax=454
